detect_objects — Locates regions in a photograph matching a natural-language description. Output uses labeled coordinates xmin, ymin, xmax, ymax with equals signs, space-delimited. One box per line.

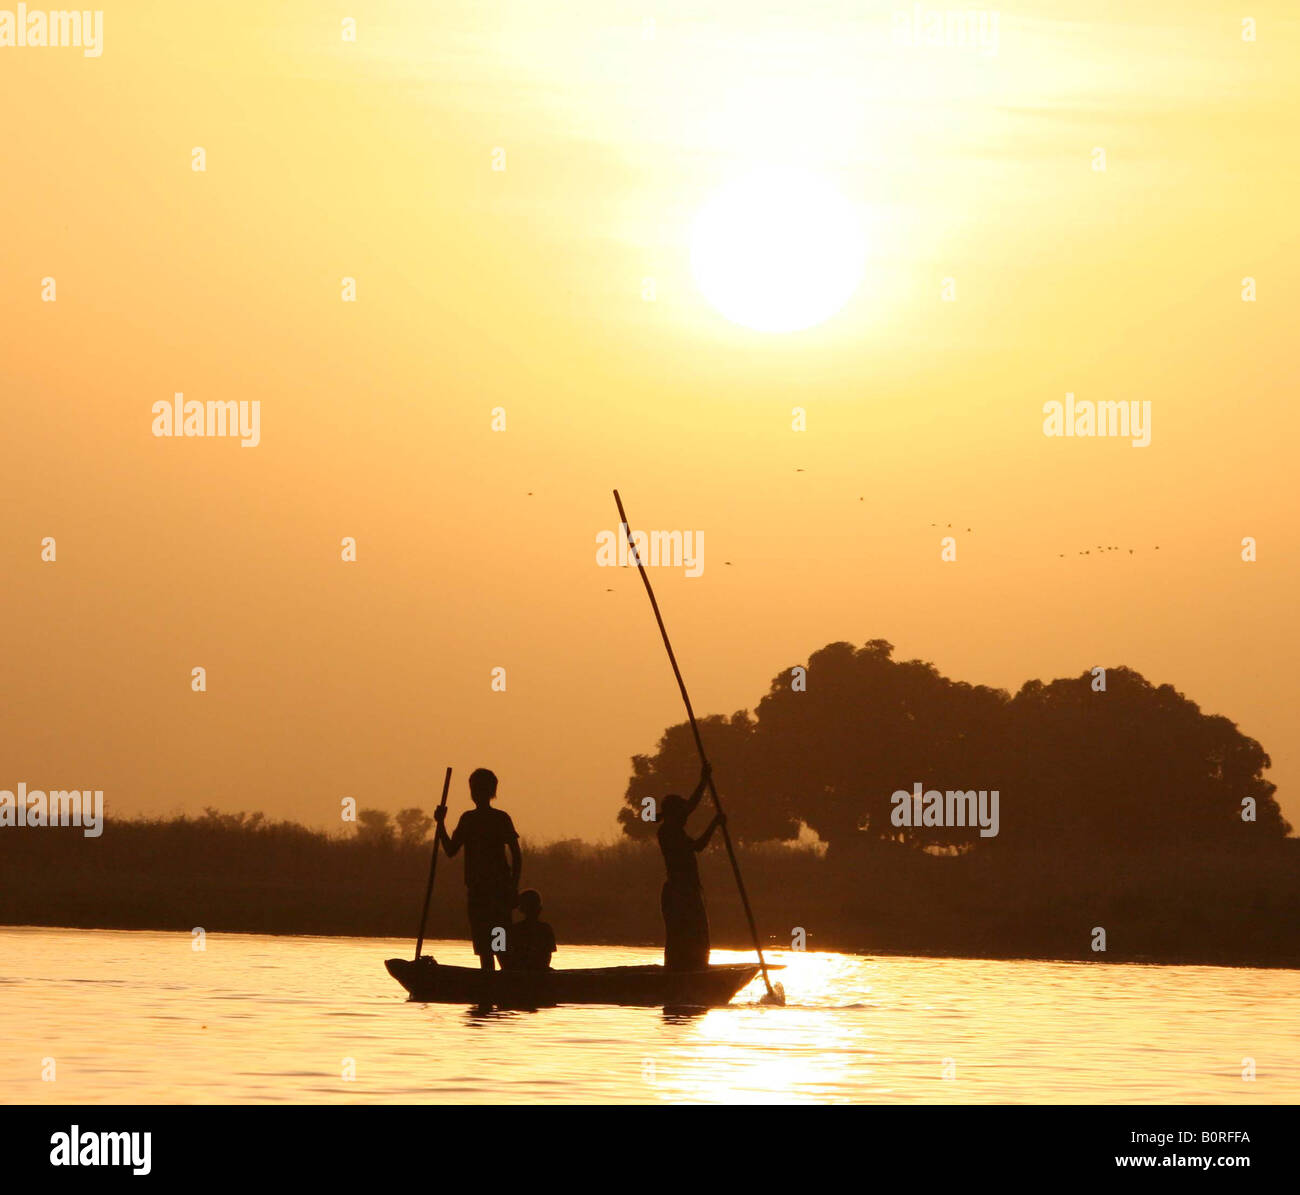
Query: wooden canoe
xmin=385 ymin=956 xmax=762 ymax=1008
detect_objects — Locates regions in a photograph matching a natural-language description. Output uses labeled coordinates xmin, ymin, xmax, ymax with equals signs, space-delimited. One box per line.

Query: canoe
xmin=385 ymin=956 xmax=762 ymax=1008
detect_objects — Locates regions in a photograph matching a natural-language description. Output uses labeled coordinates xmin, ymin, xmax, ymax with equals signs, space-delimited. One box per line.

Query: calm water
xmin=2 ymin=927 xmax=1296 ymax=1104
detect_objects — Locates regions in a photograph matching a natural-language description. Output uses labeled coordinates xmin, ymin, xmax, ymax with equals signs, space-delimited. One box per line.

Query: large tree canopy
xmin=619 ymin=641 xmax=1289 ymax=851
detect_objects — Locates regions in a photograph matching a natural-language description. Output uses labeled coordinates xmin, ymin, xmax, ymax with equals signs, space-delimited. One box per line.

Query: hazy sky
xmin=3 ymin=1 xmax=1297 ymax=840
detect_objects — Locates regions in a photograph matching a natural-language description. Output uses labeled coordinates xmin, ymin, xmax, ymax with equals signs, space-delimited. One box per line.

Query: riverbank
xmin=2 ymin=815 xmax=1297 ymax=968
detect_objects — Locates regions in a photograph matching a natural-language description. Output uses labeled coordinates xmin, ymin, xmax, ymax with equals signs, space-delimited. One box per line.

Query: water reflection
xmin=2 ymin=928 xmax=1297 ymax=1104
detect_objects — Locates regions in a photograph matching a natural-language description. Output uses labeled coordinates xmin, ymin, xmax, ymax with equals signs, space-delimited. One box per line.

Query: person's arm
xmin=693 ymin=811 xmax=725 ymax=852
xmin=684 ymin=761 xmax=712 ymax=818
xmin=507 ymin=837 xmax=522 ymax=896
xmin=504 ymin=815 xmax=522 ymax=900
xmin=434 ymin=808 xmax=461 ymax=857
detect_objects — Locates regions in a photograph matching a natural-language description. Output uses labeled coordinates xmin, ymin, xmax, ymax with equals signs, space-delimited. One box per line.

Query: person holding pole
xmin=613 ymin=489 xmax=783 ymax=1002
xmin=413 ymin=767 xmax=453 ymax=963
xmin=657 ymin=760 xmax=726 ymax=970
xmin=434 ymin=767 xmax=522 ymax=973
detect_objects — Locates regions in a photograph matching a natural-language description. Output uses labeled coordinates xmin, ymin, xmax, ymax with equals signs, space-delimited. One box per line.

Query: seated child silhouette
xmin=503 ymin=889 xmax=556 ymax=972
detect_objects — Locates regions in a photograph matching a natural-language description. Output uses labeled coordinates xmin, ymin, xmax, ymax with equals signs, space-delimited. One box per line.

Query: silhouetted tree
xmin=999 ymin=668 xmax=1288 ymax=850
xmin=395 ymin=807 xmax=433 ymax=847
xmin=619 ymin=712 xmax=774 ymax=838
xmin=620 ymin=641 xmax=1289 ymax=854
xmin=747 ymin=641 xmax=1009 ymax=851
xmin=198 ymin=808 xmax=266 ymax=833
xmin=355 ymin=809 xmax=394 ymax=847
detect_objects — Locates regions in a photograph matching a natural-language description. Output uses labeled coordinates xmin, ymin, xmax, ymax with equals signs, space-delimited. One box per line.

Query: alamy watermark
xmin=0 ymin=6 xmax=103 ymax=56
xmin=1043 ymin=393 xmax=1151 ymax=447
xmin=152 ymin=393 xmax=261 ymax=447
xmin=892 ymin=5 xmax=999 ymax=56
xmin=596 ymin=524 xmax=704 ymax=578
xmin=891 ymin=782 xmax=1000 ymax=837
xmin=50 ymin=1126 xmax=150 ymax=1175
xmin=0 ymin=783 xmax=103 ymax=837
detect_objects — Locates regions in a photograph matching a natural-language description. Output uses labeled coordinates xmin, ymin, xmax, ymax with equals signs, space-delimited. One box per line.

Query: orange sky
xmin=3 ymin=1 xmax=1297 ymax=840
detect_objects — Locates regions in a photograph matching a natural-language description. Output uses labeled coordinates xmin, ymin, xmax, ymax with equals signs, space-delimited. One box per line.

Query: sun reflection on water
xmin=3 ymin=929 xmax=1297 ymax=1104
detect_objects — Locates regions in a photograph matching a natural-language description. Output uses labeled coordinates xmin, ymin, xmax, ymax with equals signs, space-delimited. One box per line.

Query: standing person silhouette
xmin=434 ymin=768 xmax=522 ymax=973
xmin=657 ymin=761 xmax=725 ymax=971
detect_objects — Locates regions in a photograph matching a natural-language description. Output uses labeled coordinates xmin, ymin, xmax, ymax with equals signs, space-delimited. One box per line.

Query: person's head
xmin=468 ymin=768 xmax=498 ymax=806
xmin=517 ymin=889 xmax=542 ymax=920
xmin=661 ymin=794 xmax=687 ymax=826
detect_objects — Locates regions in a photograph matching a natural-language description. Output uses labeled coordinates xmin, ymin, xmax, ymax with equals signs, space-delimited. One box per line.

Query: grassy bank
xmin=2 ymin=815 xmax=1298 ymax=968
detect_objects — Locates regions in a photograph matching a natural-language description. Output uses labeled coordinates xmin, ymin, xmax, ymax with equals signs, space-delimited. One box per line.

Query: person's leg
xmin=673 ymin=886 xmax=708 ymax=970
xmin=663 ymin=882 xmax=689 ymax=970
xmin=489 ymin=895 xmax=513 ymax=971
xmin=690 ymin=890 xmax=711 ymax=969
xmin=468 ymin=896 xmax=495 ymax=972
xmin=493 ymin=899 xmax=517 ymax=971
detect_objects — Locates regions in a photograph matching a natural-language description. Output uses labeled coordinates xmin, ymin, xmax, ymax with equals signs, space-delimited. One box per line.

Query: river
xmin=3 ymin=927 xmax=1296 ymax=1104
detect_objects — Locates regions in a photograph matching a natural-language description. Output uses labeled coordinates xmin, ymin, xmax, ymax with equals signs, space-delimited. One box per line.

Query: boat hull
xmin=385 ymin=957 xmax=761 ymax=1008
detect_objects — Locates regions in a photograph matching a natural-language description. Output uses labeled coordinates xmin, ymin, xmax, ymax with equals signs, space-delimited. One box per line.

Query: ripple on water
xmin=2 ymin=929 xmax=1297 ymax=1103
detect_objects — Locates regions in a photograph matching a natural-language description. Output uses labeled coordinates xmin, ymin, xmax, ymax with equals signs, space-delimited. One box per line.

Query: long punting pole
xmin=415 ymin=767 xmax=454 ymax=961
xmin=612 ymin=490 xmax=779 ymax=1001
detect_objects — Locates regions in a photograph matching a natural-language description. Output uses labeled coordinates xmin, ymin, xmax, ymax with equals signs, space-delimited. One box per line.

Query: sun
xmin=689 ymin=167 xmax=866 ymax=334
